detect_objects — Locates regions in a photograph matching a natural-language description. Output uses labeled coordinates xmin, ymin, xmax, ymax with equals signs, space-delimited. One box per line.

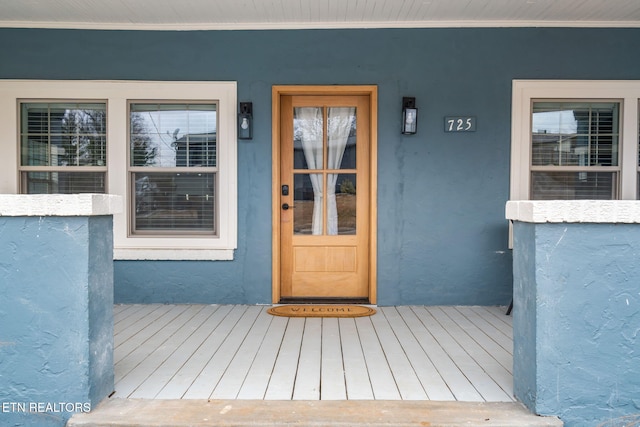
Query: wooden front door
xmin=273 ymin=86 xmax=377 ymax=303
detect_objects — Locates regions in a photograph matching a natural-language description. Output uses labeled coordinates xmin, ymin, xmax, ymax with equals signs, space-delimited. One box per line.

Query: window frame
xmin=127 ymin=100 xmax=219 ymax=237
xmin=0 ymin=80 xmax=238 ymax=260
xmin=511 ymin=80 xmax=640 ymax=202
xmin=529 ymin=99 xmax=622 ymax=200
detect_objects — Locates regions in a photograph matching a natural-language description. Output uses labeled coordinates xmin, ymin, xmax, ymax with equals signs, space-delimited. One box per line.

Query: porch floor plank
xmin=435 ymin=307 xmax=513 ymax=397
xmin=151 ymin=305 xmax=232 ymax=399
xmin=264 ymin=317 xmax=305 ymax=400
xmin=210 ymin=307 xmax=275 ymax=399
xmin=399 ymin=306 xmax=483 ymax=402
xmin=113 ymin=304 xmax=148 ymax=326
xmin=319 ymin=318 xmax=347 ymax=400
xmin=474 ymin=306 xmax=513 ymax=339
xmin=355 ymin=316 xmax=402 ymax=400
xmin=423 ymin=307 xmax=513 ymax=402
xmin=236 ymin=315 xmax=288 ymax=399
xmin=339 ymin=318 xmax=375 ymax=400
xmin=119 ymin=305 xmax=227 ymax=398
xmin=124 ymin=305 xmax=212 ymax=398
xmin=112 ymin=303 xmax=132 ymax=316
xmin=114 ymin=304 xmax=194 ymax=369
xmin=446 ymin=307 xmax=513 ymax=373
xmin=456 ymin=306 xmax=513 ymax=357
xmin=382 ymin=307 xmax=455 ymax=401
xmin=293 ymin=318 xmax=322 ymax=400
xmin=114 ymin=304 xmax=170 ymax=344
xmin=154 ymin=305 xmax=244 ymax=399
xmin=373 ymin=308 xmax=429 ymax=400
xmin=115 ymin=305 xmax=204 ymax=383
xmin=184 ymin=306 xmax=263 ymax=399
xmin=113 ymin=304 xmax=515 ymax=402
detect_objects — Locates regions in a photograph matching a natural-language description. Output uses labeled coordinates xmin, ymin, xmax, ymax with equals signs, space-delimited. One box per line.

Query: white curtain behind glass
xmin=296 ymin=107 xmax=324 ymax=235
xmin=327 ymin=107 xmax=355 ymax=235
xmin=297 ymin=106 xmax=355 ymax=235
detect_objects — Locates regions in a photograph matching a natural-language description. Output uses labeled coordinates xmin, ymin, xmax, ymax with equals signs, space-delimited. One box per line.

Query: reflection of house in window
xmin=531 ymin=105 xmax=617 ymax=200
xmin=531 ymin=132 xmax=579 ymax=166
xmin=174 ymin=132 xmax=216 ymax=226
xmin=134 ymin=131 xmax=216 ymax=232
xmin=173 ymin=132 xmax=216 ymax=167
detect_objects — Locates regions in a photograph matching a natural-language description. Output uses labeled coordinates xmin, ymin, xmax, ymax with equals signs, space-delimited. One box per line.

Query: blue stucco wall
xmin=0 ymin=216 xmax=114 ymax=426
xmin=512 ymin=222 xmax=538 ymax=411
xmin=2 ymin=27 xmax=640 ymax=305
xmin=512 ymin=221 xmax=640 ymax=426
xmin=88 ymin=218 xmax=115 ymax=405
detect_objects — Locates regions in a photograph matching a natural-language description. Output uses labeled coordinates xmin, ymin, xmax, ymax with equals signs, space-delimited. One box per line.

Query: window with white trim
xmin=0 ymin=80 xmax=237 ymax=260
xmin=511 ymin=81 xmax=640 ymax=202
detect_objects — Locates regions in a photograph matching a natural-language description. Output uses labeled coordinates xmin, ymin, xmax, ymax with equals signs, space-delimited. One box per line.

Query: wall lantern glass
xmin=402 ymin=97 xmax=417 ymax=135
xmin=238 ymin=102 xmax=253 ymax=140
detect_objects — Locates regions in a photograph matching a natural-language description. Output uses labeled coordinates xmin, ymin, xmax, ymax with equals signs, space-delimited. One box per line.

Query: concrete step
xmin=67 ymin=399 xmax=563 ymax=427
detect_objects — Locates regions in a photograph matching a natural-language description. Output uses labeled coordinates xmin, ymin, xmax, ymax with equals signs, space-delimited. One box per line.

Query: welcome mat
xmin=267 ymin=305 xmax=376 ymax=318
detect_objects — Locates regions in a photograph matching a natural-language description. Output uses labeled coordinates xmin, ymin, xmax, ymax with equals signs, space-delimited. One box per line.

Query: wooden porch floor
xmin=113 ymin=304 xmax=514 ymax=402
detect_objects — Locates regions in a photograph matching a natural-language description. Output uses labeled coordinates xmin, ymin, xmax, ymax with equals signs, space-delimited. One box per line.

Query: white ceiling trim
xmin=2 ymin=19 xmax=640 ymax=31
xmin=2 ymin=0 xmax=639 ymax=31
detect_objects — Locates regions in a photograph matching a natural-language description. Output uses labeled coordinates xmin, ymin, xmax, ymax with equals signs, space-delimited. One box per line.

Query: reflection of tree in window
xmin=58 ymin=108 xmax=106 ymax=166
xmin=130 ymin=113 xmax=158 ymax=166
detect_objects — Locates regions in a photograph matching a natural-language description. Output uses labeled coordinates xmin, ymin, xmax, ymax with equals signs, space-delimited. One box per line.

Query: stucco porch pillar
xmin=0 ymin=194 xmax=121 ymax=427
xmin=507 ymin=200 xmax=640 ymax=427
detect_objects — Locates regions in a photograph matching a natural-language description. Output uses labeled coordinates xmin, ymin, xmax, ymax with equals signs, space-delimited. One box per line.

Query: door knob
xmin=282 ymin=203 xmax=294 ymax=210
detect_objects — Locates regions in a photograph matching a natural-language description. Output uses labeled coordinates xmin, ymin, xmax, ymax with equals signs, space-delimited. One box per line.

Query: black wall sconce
xmin=402 ymin=97 xmax=418 ymax=135
xmin=238 ymin=102 xmax=253 ymax=140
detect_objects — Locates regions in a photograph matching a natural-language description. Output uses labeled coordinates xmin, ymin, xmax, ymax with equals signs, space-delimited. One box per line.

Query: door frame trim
xmin=271 ymin=85 xmax=378 ymax=304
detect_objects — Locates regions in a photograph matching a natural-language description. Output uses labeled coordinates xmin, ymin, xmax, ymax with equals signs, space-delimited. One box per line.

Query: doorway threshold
xmin=278 ymin=297 xmax=371 ymax=305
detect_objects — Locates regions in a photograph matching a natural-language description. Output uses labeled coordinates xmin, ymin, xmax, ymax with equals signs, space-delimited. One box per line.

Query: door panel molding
xmin=272 ymin=85 xmax=378 ymax=303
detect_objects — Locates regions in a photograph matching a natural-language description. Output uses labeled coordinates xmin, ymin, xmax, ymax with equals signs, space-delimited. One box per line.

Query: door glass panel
xmin=328 ymin=107 xmax=356 ymax=169
xmin=330 ymin=173 xmax=356 ymax=235
xmin=294 ymin=173 xmax=322 ymax=235
xmin=294 ymin=107 xmax=323 ymax=170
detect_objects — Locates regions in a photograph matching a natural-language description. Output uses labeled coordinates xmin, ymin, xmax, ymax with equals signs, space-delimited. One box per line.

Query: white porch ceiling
xmin=0 ymin=0 xmax=639 ymax=30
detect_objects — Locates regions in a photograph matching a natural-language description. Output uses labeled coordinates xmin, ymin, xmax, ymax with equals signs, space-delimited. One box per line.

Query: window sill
xmin=114 ymin=247 xmax=234 ymax=260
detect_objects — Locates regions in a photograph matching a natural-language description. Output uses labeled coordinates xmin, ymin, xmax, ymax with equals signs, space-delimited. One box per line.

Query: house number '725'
xmin=444 ymin=116 xmax=476 ymax=132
